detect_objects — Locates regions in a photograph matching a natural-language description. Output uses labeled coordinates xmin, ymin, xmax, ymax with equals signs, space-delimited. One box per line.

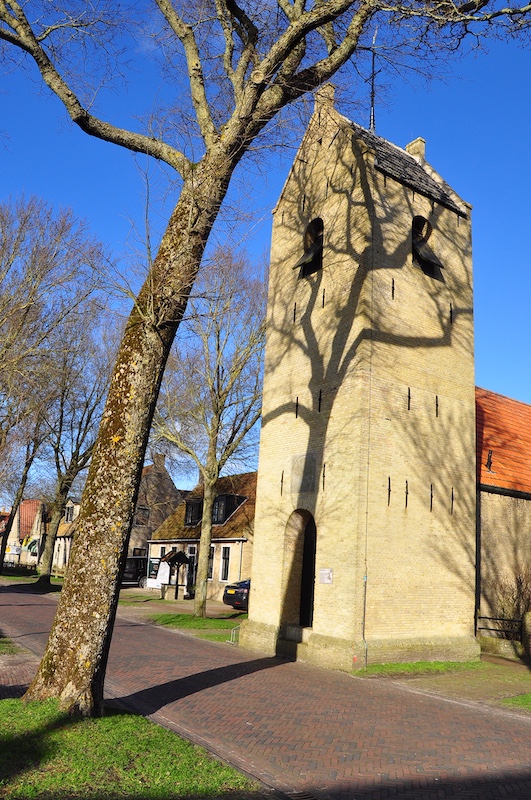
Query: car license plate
xmin=227 ymin=589 xmax=235 ymax=594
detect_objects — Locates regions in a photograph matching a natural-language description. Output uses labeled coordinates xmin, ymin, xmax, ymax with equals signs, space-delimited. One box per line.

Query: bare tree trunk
xmin=24 ymin=161 xmax=235 ymax=715
xmin=37 ymin=481 xmax=71 ymax=584
xmin=194 ymin=477 xmax=217 ymax=618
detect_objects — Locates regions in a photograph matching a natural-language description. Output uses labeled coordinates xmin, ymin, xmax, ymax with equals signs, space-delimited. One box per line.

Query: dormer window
xmin=212 ymin=494 xmax=245 ymax=525
xmin=184 ymin=499 xmax=202 ymax=526
xmin=294 ymin=218 xmax=324 ymax=278
xmin=412 ymin=216 xmax=444 ymax=281
xmin=65 ymin=505 xmax=74 ymax=523
xmin=212 ymin=495 xmax=226 ymax=524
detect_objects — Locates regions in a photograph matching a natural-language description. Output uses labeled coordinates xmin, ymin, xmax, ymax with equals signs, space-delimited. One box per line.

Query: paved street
xmin=2 ymin=583 xmax=531 ymax=799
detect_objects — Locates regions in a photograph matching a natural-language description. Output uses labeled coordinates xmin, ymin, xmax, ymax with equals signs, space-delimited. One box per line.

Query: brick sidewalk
xmin=2 ymin=583 xmax=531 ymax=799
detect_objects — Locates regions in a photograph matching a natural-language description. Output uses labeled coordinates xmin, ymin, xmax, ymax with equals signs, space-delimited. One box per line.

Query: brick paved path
xmin=2 ymin=584 xmax=531 ymax=799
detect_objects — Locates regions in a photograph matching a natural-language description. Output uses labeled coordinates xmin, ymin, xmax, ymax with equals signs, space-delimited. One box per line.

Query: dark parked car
xmin=122 ymin=557 xmax=148 ymax=588
xmin=223 ymin=579 xmax=250 ymax=611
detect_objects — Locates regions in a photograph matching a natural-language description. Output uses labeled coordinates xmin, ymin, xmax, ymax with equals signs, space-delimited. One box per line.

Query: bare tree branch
xmin=154 ymin=0 xmax=219 ymax=148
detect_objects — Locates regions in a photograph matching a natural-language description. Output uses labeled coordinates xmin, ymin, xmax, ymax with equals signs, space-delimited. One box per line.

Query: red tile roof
xmin=18 ymin=499 xmax=41 ymax=541
xmin=476 ymin=387 xmax=531 ymax=494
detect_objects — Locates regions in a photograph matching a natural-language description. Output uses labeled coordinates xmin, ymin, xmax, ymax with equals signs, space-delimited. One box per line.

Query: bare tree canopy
xmin=2 ymin=1 xmax=531 ymax=170
xmin=0 ymin=195 xmax=107 ymax=572
xmin=0 ymin=196 xmax=102 ymax=441
xmin=35 ymin=308 xmax=116 ymax=583
xmin=3 ymin=1 xmax=531 ymax=715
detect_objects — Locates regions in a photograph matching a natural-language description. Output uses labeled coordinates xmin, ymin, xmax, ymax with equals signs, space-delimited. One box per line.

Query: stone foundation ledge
xmin=478 ymin=635 xmax=524 ymax=662
xmin=362 ymin=635 xmax=480 ymax=667
xmin=240 ymin=621 xmax=363 ymax=671
xmin=240 ymin=620 xmax=481 ymax=672
xmin=239 ymin=619 xmax=280 ymax=657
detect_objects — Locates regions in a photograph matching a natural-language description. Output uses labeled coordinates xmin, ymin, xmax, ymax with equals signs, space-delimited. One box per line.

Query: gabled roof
xmin=476 ymin=387 xmax=531 ymax=495
xmin=347 ymin=120 xmax=466 ymax=217
xmin=18 ymin=499 xmax=41 ymax=540
xmin=150 ymin=472 xmax=257 ymax=542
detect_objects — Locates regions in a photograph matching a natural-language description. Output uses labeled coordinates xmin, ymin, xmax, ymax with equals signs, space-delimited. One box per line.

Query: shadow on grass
xmin=0 ymin=701 xmax=271 ymax=800
xmin=0 ymin=683 xmax=32 ymax=699
xmin=0 ymin=705 xmax=79 ymax=788
xmin=0 ymin=580 xmax=62 ymax=594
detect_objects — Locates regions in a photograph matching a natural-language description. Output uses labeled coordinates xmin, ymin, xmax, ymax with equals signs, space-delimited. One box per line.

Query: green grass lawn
xmin=149 ymin=613 xmax=246 ymax=630
xmin=0 ymin=574 xmax=37 ymax=584
xmin=502 ymin=693 xmax=531 ymax=711
xmin=196 ymin=631 xmax=240 ymax=643
xmin=356 ymin=660 xmax=489 ymax=677
xmin=0 ymin=698 xmax=263 ymax=799
xmin=0 ymin=636 xmax=19 ymax=655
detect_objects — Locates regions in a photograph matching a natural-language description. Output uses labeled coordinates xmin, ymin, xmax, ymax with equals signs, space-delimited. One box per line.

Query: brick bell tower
xmin=240 ymin=87 xmax=479 ymax=670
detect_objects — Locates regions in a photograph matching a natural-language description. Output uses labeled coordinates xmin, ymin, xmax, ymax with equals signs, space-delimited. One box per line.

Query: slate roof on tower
xmin=346 ymin=120 xmax=466 ymax=217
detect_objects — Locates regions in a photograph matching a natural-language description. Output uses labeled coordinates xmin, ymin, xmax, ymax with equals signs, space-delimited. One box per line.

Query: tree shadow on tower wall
xmin=257 ymin=109 xmax=474 ymax=654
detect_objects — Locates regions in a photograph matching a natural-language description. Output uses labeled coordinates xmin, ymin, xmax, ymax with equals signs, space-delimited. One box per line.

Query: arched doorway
xmin=281 ymin=510 xmax=317 ymax=629
xmin=299 ymin=516 xmax=316 ymax=627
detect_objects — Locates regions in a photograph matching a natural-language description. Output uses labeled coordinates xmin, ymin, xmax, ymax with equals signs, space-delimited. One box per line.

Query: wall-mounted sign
xmin=319 ymin=568 xmax=333 ymax=584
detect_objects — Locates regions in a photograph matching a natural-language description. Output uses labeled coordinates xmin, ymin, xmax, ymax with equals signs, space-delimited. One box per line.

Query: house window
xmin=135 ymin=506 xmax=150 ymax=526
xmin=65 ymin=505 xmax=74 ymax=523
xmin=221 ymin=546 xmax=230 ymax=582
xmin=294 ymin=218 xmax=324 ymax=278
xmin=212 ymin=496 xmax=226 ymax=524
xmin=185 ymin=499 xmax=202 ymax=526
xmin=133 ymin=547 xmax=146 ymax=557
xmin=412 ymin=216 xmax=444 ymax=281
xmin=208 ymin=545 xmax=214 ymax=580
xmin=160 ymin=546 xmax=166 ymax=557
xmin=211 ymin=494 xmax=245 ymax=525
xmin=187 ymin=545 xmax=197 ymax=591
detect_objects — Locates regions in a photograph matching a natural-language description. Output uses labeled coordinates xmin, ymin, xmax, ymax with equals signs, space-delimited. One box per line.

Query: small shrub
xmin=488 ymin=567 xmax=531 ymax=628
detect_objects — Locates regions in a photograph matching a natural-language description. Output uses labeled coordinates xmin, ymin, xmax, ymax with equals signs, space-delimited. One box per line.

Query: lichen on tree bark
xmin=25 ymin=168 xmax=235 ymax=714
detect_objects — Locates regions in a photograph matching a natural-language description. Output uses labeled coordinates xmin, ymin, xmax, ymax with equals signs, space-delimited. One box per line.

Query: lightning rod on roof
xmin=369 ymin=28 xmax=378 ymax=133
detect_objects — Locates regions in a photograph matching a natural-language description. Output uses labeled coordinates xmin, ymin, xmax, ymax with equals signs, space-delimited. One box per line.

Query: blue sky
xmin=1 ymin=36 xmax=530 ymax=404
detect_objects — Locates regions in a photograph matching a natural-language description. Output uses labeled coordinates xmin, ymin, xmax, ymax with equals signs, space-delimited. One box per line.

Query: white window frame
xmin=208 ymin=545 xmax=215 ymax=580
xmin=220 ymin=545 xmax=230 ymax=582
xmin=187 ymin=544 xmax=197 ymax=587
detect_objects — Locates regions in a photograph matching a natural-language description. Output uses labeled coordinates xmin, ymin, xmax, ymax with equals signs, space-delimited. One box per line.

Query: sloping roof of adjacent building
xmin=56 ymin=521 xmax=77 ymax=539
xmin=476 ymin=386 xmax=531 ymax=495
xmin=18 ymin=499 xmax=41 ymax=541
xmin=150 ymin=472 xmax=257 ymax=542
xmin=346 ymin=119 xmax=466 ymax=217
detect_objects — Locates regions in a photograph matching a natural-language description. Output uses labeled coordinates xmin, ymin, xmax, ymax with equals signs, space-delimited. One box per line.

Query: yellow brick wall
xmin=241 ymin=101 xmax=479 ymax=667
xmin=479 ymin=490 xmax=531 ymax=619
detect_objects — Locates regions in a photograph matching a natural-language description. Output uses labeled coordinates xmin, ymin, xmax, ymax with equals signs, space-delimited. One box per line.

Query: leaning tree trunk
xmin=24 ymin=156 xmax=236 ymax=716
